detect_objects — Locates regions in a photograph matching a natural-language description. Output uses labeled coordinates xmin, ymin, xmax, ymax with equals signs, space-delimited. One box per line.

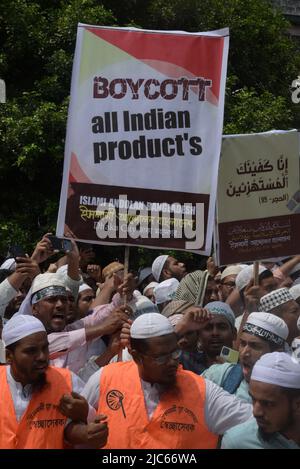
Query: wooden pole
xmin=117 ymin=246 xmax=130 ymax=362
xmin=235 ymin=261 xmax=260 ymax=350
xmin=253 ymin=260 xmax=259 ymax=286
xmin=123 ymin=246 xmax=130 ymax=281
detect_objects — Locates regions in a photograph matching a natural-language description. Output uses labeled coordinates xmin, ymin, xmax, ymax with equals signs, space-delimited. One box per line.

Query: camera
xmin=47 ymin=236 xmax=72 ymax=253
xmin=8 ymin=245 xmax=27 ymax=259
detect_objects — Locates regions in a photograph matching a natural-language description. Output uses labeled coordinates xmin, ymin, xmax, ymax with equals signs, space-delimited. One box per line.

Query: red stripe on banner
xmin=69 ymin=152 xmax=92 ymax=183
xmin=87 ymin=28 xmax=224 ymax=101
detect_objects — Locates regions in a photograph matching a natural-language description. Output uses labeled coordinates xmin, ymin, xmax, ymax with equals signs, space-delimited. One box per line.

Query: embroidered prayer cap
xmin=236 ymin=264 xmax=267 ymax=291
xmin=130 ymin=312 xmax=173 ymax=339
xmin=151 ymin=255 xmax=168 ymax=282
xmin=243 ymin=312 xmax=288 ymax=347
xmin=31 ymin=273 xmax=67 ymax=304
xmin=143 ymin=282 xmax=159 ymax=296
xmin=251 ymin=352 xmax=300 ymax=388
xmin=3 ymin=314 xmax=46 ymax=346
xmin=220 ymin=265 xmax=244 ymax=281
xmin=102 ymin=262 xmax=124 ymax=279
xmin=259 ymin=288 xmax=294 ymax=312
xmin=154 ymin=278 xmax=179 ymax=305
xmin=290 ymin=285 xmax=300 ymax=302
xmin=204 ymin=301 xmax=236 ymax=329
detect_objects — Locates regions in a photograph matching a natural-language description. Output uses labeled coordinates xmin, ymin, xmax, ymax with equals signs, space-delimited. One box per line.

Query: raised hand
xmin=117 ymin=273 xmax=137 ymax=301
xmin=100 ymin=305 xmax=132 ymax=336
xmin=175 ymin=307 xmax=212 ymax=335
xmin=15 ymin=257 xmax=40 ymax=280
xmin=86 ymin=264 xmax=102 ymax=282
xmin=31 ymin=233 xmax=54 ymax=264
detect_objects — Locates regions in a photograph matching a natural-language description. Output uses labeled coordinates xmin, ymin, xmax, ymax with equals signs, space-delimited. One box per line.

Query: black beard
xmin=31 ymin=372 xmax=48 ymax=394
xmin=258 ymin=427 xmax=273 ymax=441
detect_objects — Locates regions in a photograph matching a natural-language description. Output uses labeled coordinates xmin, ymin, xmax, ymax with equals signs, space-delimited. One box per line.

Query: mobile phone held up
xmin=8 ymin=245 xmax=27 ymax=259
xmin=47 ymin=236 xmax=72 ymax=253
xmin=220 ymin=346 xmax=239 ymax=364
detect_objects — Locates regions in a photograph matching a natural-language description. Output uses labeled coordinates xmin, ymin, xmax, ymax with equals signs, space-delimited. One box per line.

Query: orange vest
xmin=0 ymin=365 xmax=72 ymax=449
xmin=98 ymin=361 xmax=218 ymax=449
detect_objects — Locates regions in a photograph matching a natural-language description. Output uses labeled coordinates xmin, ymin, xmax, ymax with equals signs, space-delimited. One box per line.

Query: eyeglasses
xmin=141 ymin=349 xmax=181 ymax=365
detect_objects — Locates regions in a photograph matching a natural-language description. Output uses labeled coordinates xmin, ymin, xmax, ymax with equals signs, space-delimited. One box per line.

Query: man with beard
xmin=259 ymin=288 xmax=300 ymax=346
xmin=151 ymin=255 xmax=187 ymax=282
xmin=74 ymin=313 xmax=253 ymax=449
xmin=28 ymin=273 xmax=131 ymax=374
xmin=170 ymin=302 xmax=236 ymax=374
xmin=218 ymin=265 xmax=244 ymax=302
xmin=0 ymin=314 xmax=108 ymax=449
xmin=197 ymin=302 xmax=237 ymax=371
xmin=221 ymin=352 xmax=300 ymax=449
xmin=203 ymin=312 xmax=288 ymax=401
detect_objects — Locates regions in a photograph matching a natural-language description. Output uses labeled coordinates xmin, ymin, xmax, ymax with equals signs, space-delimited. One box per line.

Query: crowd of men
xmin=0 ymin=234 xmax=300 ymax=449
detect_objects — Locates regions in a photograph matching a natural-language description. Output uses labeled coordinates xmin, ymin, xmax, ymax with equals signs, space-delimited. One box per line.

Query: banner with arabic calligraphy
xmin=215 ymin=130 xmax=300 ymax=265
xmin=56 ymin=24 xmax=229 ymax=253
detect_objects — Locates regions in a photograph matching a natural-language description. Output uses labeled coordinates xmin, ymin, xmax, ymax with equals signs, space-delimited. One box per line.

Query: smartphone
xmin=220 ymin=346 xmax=239 ymax=364
xmin=8 ymin=245 xmax=27 ymax=259
xmin=47 ymin=236 xmax=72 ymax=252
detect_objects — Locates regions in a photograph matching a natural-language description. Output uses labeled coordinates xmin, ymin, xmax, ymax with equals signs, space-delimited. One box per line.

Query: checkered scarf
xmin=175 ymin=270 xmax=209 ymax=306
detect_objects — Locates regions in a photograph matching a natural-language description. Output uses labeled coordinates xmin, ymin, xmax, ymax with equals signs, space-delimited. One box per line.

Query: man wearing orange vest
xmin=80 ymin=312 xmax=253 ymax=449
xmin=0 ymin=314 xmax=108 ymax=449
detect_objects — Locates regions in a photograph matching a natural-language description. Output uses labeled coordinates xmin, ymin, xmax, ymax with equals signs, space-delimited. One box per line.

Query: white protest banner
xmin=215 ymin=130 xmax=300 ymax=265
xmin=57 ymin=24 xmax=229 ymax=253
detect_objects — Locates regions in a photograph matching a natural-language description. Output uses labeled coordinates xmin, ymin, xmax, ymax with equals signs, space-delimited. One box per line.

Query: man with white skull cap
xmin=222 ymin=352 xmax=300 ymax=448
xmin=0 ymin=314 xmax=108 ymax=449
xmin=219 ymin=265 xmax=244 ymax=302
xmin=152 ymin=255 xmax=186 ymax=282
xmin=153 ymin=278 xmax=179 ymax=311
xmin=81 ymin=312 xmax=253 ymax=449
xmin=15 ymin=272 xmax=131 ymax=375
xmin=259 ymin=287 xmax=300 ymax=344
xmin=77 ymin=283 xmax=95 ymax=318
xmin=229 ymin=264 xmax=278 ymax=331
xmin=203 ymin=312 xmax=288 ymax=403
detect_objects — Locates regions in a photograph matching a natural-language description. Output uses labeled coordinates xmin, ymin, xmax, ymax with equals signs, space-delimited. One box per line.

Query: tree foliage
xmin=0 ymin=0 xmax=299 ymax=264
